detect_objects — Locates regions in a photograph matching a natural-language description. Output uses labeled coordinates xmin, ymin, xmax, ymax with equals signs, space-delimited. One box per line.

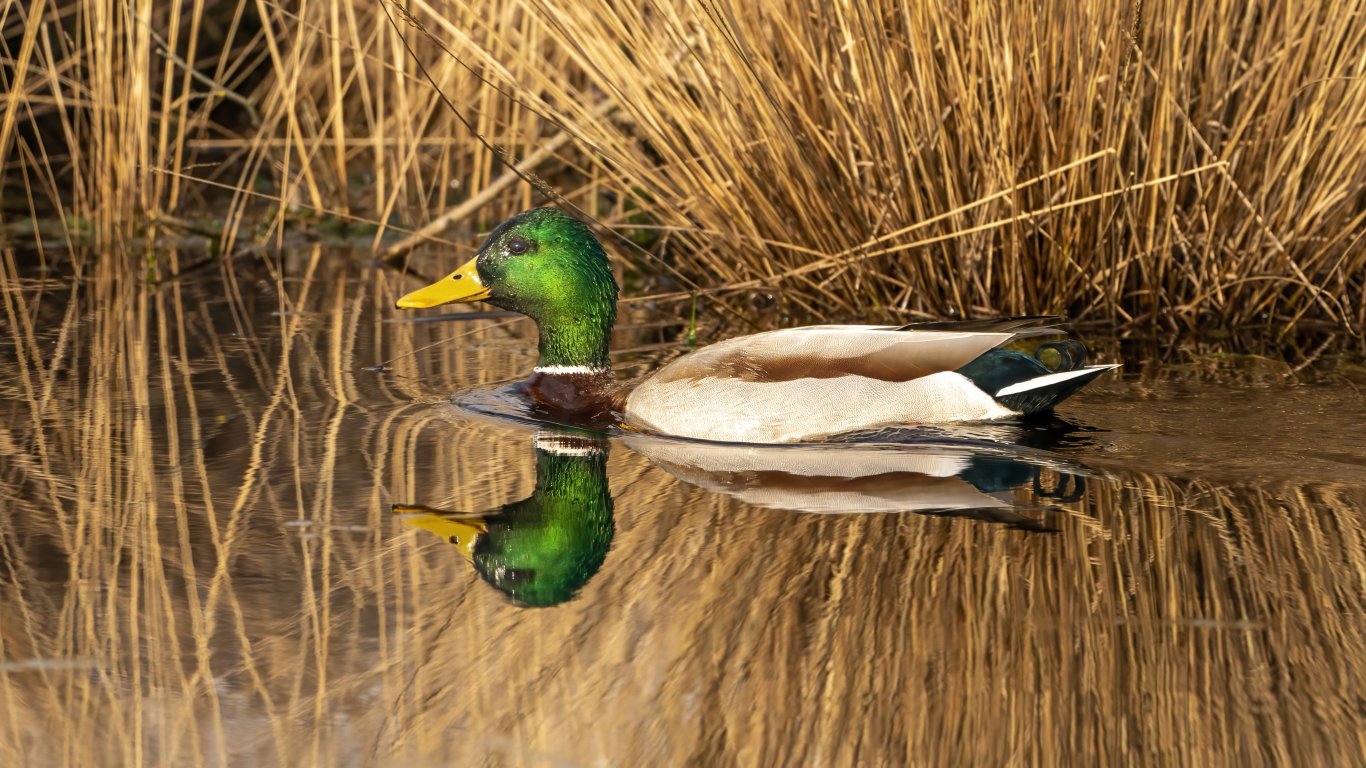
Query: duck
xmin=395 ymin=207 xmax=1119 ymax=443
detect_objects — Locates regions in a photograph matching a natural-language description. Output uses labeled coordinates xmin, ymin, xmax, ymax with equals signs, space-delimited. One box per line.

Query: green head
xmin=396 ymin=208 xmax=619 ymax=370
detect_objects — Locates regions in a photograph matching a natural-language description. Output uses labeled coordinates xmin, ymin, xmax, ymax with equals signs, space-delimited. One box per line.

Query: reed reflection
xmin=5 ymin=253 xmax=1363 ymax=765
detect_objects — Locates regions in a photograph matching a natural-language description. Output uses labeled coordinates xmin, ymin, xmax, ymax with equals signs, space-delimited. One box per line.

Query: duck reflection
xmin=395 ymin=418 xmax=1093 ymax=606
xmin=624 ymin=429 xmax=1088 ymax=520
xmin=394 ymin=430 xmax=614 ymax=608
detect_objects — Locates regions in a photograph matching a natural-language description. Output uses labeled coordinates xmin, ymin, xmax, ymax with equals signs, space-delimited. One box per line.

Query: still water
xmin=1 ymin=250 xmax=1364 ymax=765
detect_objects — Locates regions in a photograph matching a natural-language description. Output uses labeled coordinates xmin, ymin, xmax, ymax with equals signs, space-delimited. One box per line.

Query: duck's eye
xmin=506 ymin=236 xmax=531 ymax=255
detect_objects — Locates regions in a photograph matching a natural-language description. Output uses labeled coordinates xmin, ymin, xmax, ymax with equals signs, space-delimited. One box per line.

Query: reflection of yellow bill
xmin=392 ymin=504 xmax=487 ymax=560
xmin=394 ymin=256 xmax=490 ymax=308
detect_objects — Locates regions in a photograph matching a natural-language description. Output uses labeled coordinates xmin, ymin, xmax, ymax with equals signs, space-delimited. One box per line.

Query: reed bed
xmin=0 ymin=251 xmax=1363 ymax=765
xmin=4 ymin=3 xmax=1365 ymax=760
xmin=1 ymin=0 xmax=1363 ymax=339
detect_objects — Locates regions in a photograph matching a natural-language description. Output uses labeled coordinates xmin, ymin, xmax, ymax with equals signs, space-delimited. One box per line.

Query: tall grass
xmin=1 ymin=0 xmax=1364 ymax=338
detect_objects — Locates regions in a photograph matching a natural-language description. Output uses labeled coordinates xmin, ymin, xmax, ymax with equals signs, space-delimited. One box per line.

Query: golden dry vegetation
xmin=0 ymin=0 xmax=1363 ymax=338
xmin=2 ymin=2 xmax=1366 ymax=763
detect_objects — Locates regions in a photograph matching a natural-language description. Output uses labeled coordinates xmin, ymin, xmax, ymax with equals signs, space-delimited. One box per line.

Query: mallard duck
xmin=396 ymin=207 xmax=1118 ymax=443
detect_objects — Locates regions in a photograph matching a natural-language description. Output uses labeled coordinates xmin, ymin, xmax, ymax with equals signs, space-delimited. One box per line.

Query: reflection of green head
xmin=395 ymin=432 xmax=614 ymax=607
xmin=471 ymin=434 xmax=614 ymax=607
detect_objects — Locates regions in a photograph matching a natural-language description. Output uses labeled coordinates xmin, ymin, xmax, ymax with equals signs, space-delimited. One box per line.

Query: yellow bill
xmin=395 ymin=256 xmax=490 ymax=308
xmin=393 ymin=504 xmax=488 ymax=560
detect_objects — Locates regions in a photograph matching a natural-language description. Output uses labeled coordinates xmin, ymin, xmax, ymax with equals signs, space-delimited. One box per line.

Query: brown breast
xmin=514 ymin=370 xmax=625 ymax=427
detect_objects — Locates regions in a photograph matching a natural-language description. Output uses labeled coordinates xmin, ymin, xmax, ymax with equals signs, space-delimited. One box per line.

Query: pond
xmin=1 ymin=248 xmax=1364 ymax=765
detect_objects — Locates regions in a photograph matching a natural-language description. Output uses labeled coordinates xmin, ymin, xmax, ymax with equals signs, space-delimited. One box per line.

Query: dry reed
xmin=4 ymin=3 xmax=1365 ymax=761
xmin=0 ymin=0 xmax=1362 ymax=340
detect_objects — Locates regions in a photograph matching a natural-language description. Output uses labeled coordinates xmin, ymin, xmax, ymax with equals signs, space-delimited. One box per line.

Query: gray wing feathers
xmin=645 ymin=326 xmax=1012 ymax=385
xmin=896 ymin=315 xmax=1068 ymax=339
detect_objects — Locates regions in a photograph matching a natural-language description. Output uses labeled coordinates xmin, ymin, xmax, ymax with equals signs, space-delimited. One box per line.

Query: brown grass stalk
xmin=0 ymin=0 xmax=1362 ymax=337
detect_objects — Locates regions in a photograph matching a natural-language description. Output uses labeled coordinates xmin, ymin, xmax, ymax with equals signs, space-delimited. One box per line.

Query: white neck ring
xmin=534 ymin=365 xmax=608 ymax=376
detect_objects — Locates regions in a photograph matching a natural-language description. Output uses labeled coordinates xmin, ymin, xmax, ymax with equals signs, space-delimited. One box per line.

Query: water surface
xmin=1 ymin=251 xmax=1363 ymax=765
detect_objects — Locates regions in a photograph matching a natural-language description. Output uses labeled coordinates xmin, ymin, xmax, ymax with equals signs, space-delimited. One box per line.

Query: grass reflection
xmin=0 ymin=249 xmax=1363 ymax=765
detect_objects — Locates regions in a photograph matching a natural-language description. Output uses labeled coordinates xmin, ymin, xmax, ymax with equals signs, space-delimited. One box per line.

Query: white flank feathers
xmin=626 ymin=370 xmax=1015 ymax=443
xmin=624 ymin=326 xmax=1031 ymax=443
xmin=621 ymin=325 xmax=1114 ymax=443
